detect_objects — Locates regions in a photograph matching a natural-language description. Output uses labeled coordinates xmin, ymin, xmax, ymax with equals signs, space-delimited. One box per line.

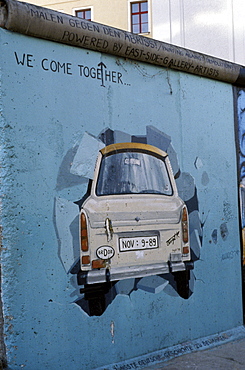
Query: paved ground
xmin=142 ymin=338 xmax=245 ymax=369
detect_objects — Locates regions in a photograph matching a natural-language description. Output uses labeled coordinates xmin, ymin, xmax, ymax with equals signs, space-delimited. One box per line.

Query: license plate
xmin=119 ymin=236 xmax=158 ymax=252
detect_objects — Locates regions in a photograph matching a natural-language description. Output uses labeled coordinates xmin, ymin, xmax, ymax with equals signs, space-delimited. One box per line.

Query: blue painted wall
xmin=0 ymin=28 xmax=243 ymax=369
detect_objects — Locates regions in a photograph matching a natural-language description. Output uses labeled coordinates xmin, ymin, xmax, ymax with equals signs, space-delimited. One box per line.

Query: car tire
xmin=173 ymin=270 xmax=190 ymax=299
xmin=88 ymin=296 xmax=105 ymax=316
xmin=82 ymin=283 xmax=106 ymax=316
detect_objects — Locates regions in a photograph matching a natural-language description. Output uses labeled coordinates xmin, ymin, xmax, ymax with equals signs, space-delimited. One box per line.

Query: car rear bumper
xmin=77 ymin=261 xmax=194 ymax=285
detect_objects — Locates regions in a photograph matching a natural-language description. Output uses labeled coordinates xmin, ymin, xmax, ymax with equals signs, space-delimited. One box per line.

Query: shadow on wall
xmin=54 ymin=126 xmax=203 ymax=317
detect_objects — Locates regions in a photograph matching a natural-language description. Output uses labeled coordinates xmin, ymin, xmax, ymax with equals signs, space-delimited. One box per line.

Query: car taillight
xmin=182 ymin=246 xmax=189 ymax=254
xmin=82 ymin=255 xmax=90 ymax=264
xmin=80 ymin=212 xmax=88 ymax=252
xmin=182 ymin=206 xmax=189 ymax=243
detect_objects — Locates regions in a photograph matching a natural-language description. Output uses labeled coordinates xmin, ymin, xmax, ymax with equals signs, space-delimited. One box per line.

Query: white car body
xmin=78 ymin=142 xmax=192 ymax=285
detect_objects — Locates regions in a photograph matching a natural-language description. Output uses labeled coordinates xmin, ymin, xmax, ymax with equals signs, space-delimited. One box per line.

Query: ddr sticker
xmin=96 ymin=246 xmax=115 ymax=260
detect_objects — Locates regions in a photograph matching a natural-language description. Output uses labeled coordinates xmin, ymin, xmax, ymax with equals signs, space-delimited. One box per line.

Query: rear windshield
xmin=96 ymin=151 xmax=173 ymax=196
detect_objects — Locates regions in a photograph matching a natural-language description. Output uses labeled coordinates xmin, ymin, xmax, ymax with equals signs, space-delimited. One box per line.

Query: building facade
xmin=19 ymin=0 xmax=245 ymax=65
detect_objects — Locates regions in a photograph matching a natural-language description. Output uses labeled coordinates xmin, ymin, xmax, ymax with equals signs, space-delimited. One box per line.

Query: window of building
xmin=75 ymin=9 xmax=92 ymax=21
xmin=131 ymin=1 xmax=148 ymax=34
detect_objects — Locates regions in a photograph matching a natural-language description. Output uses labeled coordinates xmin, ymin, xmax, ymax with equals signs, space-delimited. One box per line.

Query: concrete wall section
xmin=0 ymin=27 xmax=243 ymax=369
xmin=1 ymin=0 xmax=244 ymax=85
xmin=15 ymin=0 xmax=245 ymax=65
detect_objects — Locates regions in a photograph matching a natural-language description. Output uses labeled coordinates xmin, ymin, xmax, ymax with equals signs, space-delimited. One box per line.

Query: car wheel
xmin=82 ymin=283 xmax=107 ymax=316
xmin=88 ymin=296 xmax=105 ymax=316
xmin=173 ymin=270 xmax=190 ymax=299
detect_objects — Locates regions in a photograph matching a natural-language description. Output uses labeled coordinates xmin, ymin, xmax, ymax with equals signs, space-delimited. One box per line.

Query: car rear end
xmin=78 ymin=143 xmax=192 ymax=285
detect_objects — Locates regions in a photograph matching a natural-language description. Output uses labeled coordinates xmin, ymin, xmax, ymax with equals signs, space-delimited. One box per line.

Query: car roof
xmin=100 ymin=142 xmax=168 ymax=158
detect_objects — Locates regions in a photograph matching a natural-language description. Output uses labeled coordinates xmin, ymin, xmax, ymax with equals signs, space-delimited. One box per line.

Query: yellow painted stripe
xmin=100 ymin=142 xmax=167 ymax=157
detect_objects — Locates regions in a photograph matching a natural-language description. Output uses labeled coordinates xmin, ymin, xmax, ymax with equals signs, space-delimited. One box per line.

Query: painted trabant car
xmin=77 ymin=142 xmax=193 ymax=294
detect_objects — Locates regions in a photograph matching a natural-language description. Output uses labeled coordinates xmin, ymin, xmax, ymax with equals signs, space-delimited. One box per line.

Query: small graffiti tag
xmin=221 ymin=250 xmax=240 ymax=261
xmin=166 ymin=231 xmax=180 ymax=246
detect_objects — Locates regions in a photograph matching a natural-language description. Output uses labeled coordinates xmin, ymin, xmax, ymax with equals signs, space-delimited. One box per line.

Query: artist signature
xmin=166 ymin=231 xmax=180 ymax=246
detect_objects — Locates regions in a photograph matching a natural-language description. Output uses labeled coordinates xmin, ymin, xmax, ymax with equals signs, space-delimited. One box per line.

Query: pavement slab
xmin=142 ymin=338 xmax=245 ymax=369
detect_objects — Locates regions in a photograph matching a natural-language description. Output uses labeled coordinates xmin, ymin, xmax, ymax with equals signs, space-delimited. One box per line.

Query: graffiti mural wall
xmin=55 ymin=126 xmax=202 ymax=316
xmin=236 ymin=89 xmax=245 ymax=265
xmin=0 ymin=18 xmax=243 ymax=370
